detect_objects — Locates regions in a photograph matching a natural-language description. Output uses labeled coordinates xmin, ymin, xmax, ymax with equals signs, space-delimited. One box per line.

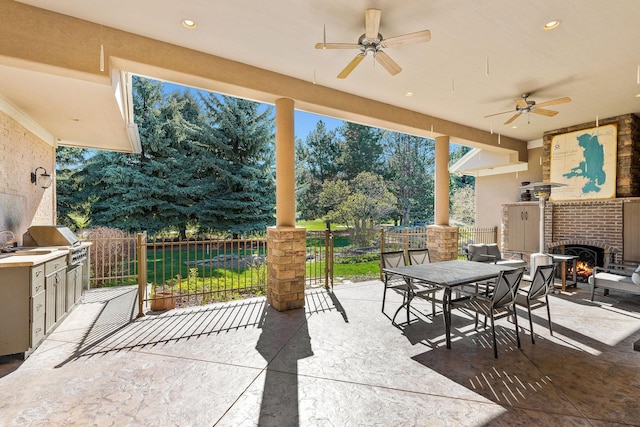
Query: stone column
xmin=267 ymin=227 xmax=306 ymax=311
xmin=427 ymin=225 xmax=459 ymax=262
xmin=268 ymin=98 xmax=306 ymax=311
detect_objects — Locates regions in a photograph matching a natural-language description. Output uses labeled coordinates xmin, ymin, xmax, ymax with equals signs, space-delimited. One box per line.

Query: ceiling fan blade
xmin=375 ymin=51 xmax=402 ymax=76
xmin=532 ymin=108 xmax=558 ymax=117
xmin=515 ymin=98 xmax=528 ymax=108
xmin=382 ymin=30 xmax=431 ymax=48
xmin=315 ymin=42 xmax=361 ymax=49
xmin=484 ymin=110 xmax=516 ymax=118
xmin=504 ymin=113 xmax=521 ymax=125
xmin=337 ymin=54 xmax=365 ymax=79
xmin=535 ymin=97 xmax=572 ymax=108
xmin=365 ymin=9 xmax=381 ymax=40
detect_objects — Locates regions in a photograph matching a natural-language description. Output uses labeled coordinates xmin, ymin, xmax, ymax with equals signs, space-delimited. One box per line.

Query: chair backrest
xmin=381 ymin=251 xmax=406 ymax=269
xmin=492 ymin=268 xmax=524 ymax=309
xmin=528 ymin=263 xmax=556 ymax=300
xmin=466 ymin=244 xmax=487 ymax=261
xmin=408 ymin=248 xmax=430 ymax=265
xmin=485 ymin=244 xmax=503 ymax=262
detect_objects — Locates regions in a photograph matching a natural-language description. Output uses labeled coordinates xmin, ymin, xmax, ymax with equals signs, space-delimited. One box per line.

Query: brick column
xmin=267 ymin=226 xmax=306 ymax=311
xmin=427 ymin=225 xmax=459 ymax=262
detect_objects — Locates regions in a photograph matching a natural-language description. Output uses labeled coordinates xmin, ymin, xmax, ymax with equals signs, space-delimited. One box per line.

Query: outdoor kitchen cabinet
xmin=507 ymin=204 xmax=539 ymax=253
xmin=66 ymin=263 xmax=83 ymax=310
xmin=0 ymin=261 xmax=47 ymax=357
xmin=45 ymin=255 xmax=67 ymax=331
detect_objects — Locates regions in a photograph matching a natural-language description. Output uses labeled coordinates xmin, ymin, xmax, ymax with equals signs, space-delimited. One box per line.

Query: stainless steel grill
xmin=23 ymin=225 xmax=87 ymax=267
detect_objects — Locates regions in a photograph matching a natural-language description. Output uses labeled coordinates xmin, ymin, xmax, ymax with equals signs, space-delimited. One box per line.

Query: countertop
xmin=0 ymin=242 xmax=91 ymax=268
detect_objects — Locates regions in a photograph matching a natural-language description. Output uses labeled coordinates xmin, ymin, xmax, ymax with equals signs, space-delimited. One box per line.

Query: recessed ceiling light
xmin=511 ymin=125 xmax=518 ymax=129
xmin=636 ymin=93 xmax=640 ymax=98
xmin=405 ymin=91 xmax=414 ymax=97
xmin=182 ymin=19 xmax=197 ymax=29
xmin=544 ymin=20 xmax=560 ymax=30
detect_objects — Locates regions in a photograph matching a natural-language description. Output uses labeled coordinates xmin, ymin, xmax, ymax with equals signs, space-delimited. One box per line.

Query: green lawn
xmin=96 ymin=228 xmax=383 ymax=291
xmin=296 ymin=219 xmax=348 ymax=231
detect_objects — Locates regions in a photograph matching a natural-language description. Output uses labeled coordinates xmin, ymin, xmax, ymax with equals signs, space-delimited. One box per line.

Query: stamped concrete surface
xmin=1 ymin=280 xmax=639 ymax=426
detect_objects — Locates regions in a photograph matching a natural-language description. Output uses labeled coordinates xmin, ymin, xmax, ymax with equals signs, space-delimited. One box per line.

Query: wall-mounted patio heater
xmin=519 ymin=182 xmax=566 ymax=252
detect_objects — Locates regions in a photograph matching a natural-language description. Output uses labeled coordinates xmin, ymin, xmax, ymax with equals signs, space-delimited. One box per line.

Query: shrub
xmin=84 ymin=227 xmax=136 ymax=287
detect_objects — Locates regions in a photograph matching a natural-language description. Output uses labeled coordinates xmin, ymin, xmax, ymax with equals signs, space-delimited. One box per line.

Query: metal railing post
xmin=379 ymin=227 xmax=386 ymax=281
xmin=325 ymin=221 xmax=334 ymax=290
xmin=136 ymin=232 xmax=146 ymax=318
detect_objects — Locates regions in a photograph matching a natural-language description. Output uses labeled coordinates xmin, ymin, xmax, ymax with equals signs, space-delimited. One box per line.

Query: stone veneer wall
xmin=427 ymin=225 xmax=459 ymax=262
xmin=0 ymin=110 xmax=55 ymax=243
xmin=266 ymin=226 xmax=306 ymax=311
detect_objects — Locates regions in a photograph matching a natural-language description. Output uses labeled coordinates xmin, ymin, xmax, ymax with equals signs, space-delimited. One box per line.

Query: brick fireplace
xmin=544 ymin=199 xmax=623 ymax=269
xmin=502 ymin=113 xmax=640 ymax=265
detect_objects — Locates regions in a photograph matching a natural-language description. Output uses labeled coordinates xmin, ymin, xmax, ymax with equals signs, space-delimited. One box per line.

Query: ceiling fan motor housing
xmin=517 ymin=100 xmax=536 ymax=113
xmin=358 ymin=33 xmax=383 ymax=55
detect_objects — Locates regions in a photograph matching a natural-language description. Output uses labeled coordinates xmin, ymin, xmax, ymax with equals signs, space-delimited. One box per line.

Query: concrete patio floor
xmin=1 ymin=279 xmax=639 ymax=426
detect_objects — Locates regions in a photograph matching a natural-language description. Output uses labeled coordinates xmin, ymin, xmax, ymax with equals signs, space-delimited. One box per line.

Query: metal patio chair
xmin=450 ymin=268 xmax=524 ymax=358
xmin=407 ymin=248 xmax=441 ymax=314
xmin=381 ymin=251 xmax=410 ymax=317
xmin=516 ymin=263 xmax=556 ymax=344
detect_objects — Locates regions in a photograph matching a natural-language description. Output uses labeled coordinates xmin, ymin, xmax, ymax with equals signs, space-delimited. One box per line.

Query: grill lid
xmin=26 ymin=225 xmax=80 ymax=247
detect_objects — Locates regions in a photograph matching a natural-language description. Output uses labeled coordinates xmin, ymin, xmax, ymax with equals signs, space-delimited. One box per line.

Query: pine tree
xmin=384 ymin=132 xmax=435 ymax=225
xmin=55 ymin=146 xmax=90 ymax=230
xmin=197 ymin=94 xmax=276 ymax=235
xmin=336 ymin=122 xmax=385 ymax=181
xmin=295 ymin=120 xmax=341 ymax=220
xmin=81 ymin=78 xmax=202 ymax=236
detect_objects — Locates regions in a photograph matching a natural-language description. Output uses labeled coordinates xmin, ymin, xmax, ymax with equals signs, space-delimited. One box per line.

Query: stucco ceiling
xmin=5 ymin=0 xmax=640 ymax=151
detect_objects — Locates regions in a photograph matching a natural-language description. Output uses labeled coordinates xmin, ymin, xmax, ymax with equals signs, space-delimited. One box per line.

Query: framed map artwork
xmin=550 ymin=124 xmax=617 ymax=200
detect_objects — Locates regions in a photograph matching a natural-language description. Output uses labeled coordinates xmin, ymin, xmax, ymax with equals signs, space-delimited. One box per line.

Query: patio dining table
xmin=383 ymin=259 xmax=516 ymax=349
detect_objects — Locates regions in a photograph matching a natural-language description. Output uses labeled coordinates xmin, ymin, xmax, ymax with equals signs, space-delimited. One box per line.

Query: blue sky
xmin=161 ymin=81 xmax=343 ymax=141
xmin=293 ymin=110 xmax=343 ymax=141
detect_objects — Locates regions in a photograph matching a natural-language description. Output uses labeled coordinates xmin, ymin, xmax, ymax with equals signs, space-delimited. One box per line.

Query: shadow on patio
xmin=0 ymin=281 xmax=639 ymax=426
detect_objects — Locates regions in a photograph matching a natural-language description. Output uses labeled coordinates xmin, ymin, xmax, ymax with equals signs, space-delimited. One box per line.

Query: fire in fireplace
xmin=557 ymin=245 xmax=604 ymax=282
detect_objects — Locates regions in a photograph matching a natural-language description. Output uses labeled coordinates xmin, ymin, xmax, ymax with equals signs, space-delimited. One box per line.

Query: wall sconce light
xmin=30 ymin=167 xmax=52 ymax=189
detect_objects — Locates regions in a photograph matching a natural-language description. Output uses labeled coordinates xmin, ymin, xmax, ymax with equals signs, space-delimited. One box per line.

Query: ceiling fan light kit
xmin=316 ymin=8 xmax=431 ymax=79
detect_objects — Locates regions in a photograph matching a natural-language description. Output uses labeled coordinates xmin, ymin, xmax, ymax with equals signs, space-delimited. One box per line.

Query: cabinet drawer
xmin=45 ymin=257 xmax=66 ymax=274
xmin=31 ymin=291 xmax=46 ymax=320
xmin=31 ymin=314 xmax=45 ymax=348
xmin=31 ymin=264 xmax=45 ymax=295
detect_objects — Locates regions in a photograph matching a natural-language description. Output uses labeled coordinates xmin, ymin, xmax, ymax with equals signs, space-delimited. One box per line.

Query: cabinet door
xmin=66 ymin=268 xmax=76 ymax=311
xmin=624 ymin=201 xmax=640 ymax=261
xmin=45 ymin=275 xmax=56 ymax=333
xmin=0 ymin=267 xmax=30 ymax=355
xmin=523 ymin=206 xmax=540 ymax=253
xmin=55 ymin=270 xmax=66 ymax=322
xmin=508 ymin=205 xmax=540 ymax=253
xmin=74 ymin=264 xmax=84 ymax=304
xmin=508 ymin=206 xmax=527 ymax=251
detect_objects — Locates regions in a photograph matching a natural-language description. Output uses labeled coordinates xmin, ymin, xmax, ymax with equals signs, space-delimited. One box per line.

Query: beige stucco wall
xmin=475 ymin=146 xmax=543 ymax=228
xmin=0 ymin=110 xmax=55 ymax=245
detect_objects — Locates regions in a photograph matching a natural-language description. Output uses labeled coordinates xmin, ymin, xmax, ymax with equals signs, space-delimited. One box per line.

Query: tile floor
xmin=1 ymin=280 xmax=639 ymax=426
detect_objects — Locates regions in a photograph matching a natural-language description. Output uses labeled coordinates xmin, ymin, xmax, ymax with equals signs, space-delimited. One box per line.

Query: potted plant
xmin=150 ymin=286 xmax=176 ymax=311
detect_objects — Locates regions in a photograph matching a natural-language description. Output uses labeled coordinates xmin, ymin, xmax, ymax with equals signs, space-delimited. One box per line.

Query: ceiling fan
xmin=485 ymin=93 xmax=572 ymax=125
xmin=315 ymin=9 xmax=431 ymax=79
